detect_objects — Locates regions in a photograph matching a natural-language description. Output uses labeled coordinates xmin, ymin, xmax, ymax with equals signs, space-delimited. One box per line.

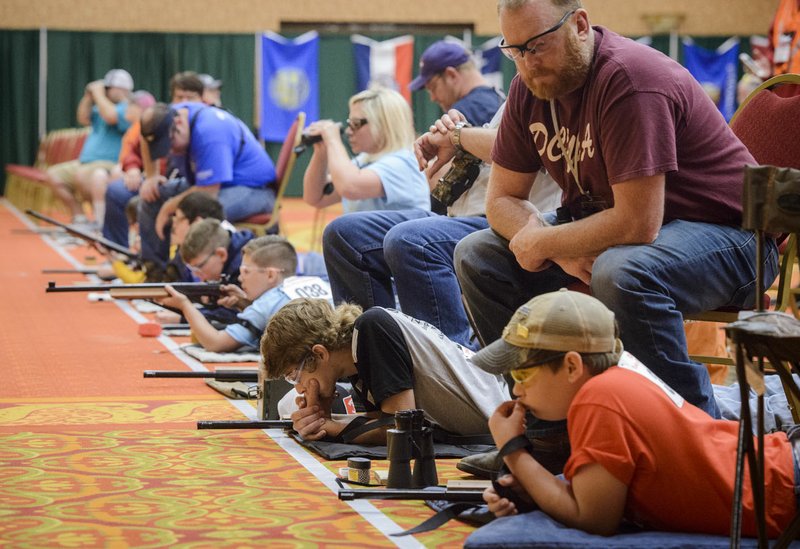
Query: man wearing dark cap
xmin=473 ymin=289 xmax=798 ymax=539
xmin=410 ymin=40 xmax=504 ymax=127
xmin=137 ymin=102 xmax=276 ymax=278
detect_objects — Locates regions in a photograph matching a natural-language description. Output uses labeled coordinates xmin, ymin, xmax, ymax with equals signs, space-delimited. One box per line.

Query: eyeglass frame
xmin=345 ymin=118 xmax=368 ymax=131
xmin=498 ymin=9 xmax=576 ymax=60
xmin=186 ymin=248 xmax=216 ymax=274
xmin=284 ymin=354 xmax=314 ymax=385
xmin=509 ymin=351 xmax=568 ymax=384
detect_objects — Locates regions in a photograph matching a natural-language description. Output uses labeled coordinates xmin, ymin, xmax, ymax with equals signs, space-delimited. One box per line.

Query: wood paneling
xmin=0 ymin=0 xmax=781 ymax=37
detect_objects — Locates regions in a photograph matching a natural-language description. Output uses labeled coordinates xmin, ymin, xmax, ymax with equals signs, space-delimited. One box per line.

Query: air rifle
xmin=143 ymin=368 xmax=290 ymax=422
xmin=46 ymin=281 xmax=222 ymax=303
xmin=197 ymin=420 xmax=293 ymax=430
xmin=338 ymin=486 xmax=486 ymax=503
xmin=144 ymin=369 xmax=257 ymax=381
xmin=26 ymin=209 xmax=137 ymax=259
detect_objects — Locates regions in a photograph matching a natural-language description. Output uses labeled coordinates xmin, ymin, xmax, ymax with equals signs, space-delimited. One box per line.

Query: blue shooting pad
xmin=465 ymin=511 xmax=799 ymax=548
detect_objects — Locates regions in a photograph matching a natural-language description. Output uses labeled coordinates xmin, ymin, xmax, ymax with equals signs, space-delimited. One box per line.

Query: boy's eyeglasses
xmin=186 ymin=249 xmax=215 ymax=274
xmin=284 ymin=355 xmax=312 ymax=385
xmin=509 ymin=352 xmax=567 ymax=384
xmin=346 ymin=118 xmax=368 ymax=131
xmin=498 ymin=9 xmax=576 ymax=60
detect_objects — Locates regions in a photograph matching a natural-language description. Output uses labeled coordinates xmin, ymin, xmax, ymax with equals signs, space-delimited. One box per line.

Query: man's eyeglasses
xmin=346 ymin=118 xmax=368 ymax=131
xmin=509 ymin=352 xmax=567 ymax=384
xmin=284 ymin=355 xmax=312 ymax=385
xmin=186 ymin=249 xmax=215 ymax=274
xmin=499 ymin=9 xmax=576 ymax=60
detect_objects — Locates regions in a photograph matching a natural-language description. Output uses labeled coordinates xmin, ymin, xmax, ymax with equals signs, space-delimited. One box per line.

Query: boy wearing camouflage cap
xmin=473 ymin=289 xmax=797 ymax=537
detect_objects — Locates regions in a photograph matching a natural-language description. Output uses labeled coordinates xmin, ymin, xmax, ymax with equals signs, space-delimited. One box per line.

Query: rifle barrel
xmin=338 ymin=488 xmax=485 ymax=502
xmin=197 ymin=420 xmax=293 ymax=430
xmin=26 ymin=209 xmax=136 ymax=258
xmin=42 ymin=268 xmax=100 ymax=274
xmin=46 ymin=281 xmax=221 ymax=302
xmin=144 ymin=369 xmax=258 ymax=381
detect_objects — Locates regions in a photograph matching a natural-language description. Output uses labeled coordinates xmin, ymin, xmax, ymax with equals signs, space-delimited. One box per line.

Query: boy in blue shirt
xmin=166 ymin=234 xmax=331 ymax=352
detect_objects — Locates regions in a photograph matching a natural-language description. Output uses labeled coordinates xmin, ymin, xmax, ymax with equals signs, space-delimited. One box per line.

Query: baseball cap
xmin=471 ymin=289 xmax=622 ymax=375
xmin=409 ymin=41 xmax=471 ymax=92
xmin=131 ymin=90 xmax=156 ymax=109
xmin=103 ymin=69 xmax=134 ymax=91
xmin=198 ymin=73 xmax=222 ymax=90
xmin=141 ymin=103 xmax=176 ymax=159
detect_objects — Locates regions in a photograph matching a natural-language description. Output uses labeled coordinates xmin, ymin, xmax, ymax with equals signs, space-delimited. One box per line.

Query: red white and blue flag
xmin=351 ymin=35 xmax=414 ymax=102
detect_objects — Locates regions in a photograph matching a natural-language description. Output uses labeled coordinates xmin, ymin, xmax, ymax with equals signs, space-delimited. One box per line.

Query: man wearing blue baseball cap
xmin=410 ymin=40 xmax=504 ymax=127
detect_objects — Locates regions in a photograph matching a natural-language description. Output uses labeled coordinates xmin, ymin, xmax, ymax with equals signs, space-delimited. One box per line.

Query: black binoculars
xmin=386 ymin=409 xmax=438 ymax=489
xmin=293 ymin=125 xmax=346 ymax=155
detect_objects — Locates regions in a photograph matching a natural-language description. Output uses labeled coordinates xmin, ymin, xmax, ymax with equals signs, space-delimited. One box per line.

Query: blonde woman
xmin=261 ymin=298 xmax=507 ymax=443
xmin=302 ymin=87 xmax=430 ymax=213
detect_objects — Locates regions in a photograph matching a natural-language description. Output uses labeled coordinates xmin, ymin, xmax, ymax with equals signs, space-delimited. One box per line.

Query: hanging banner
xmin=260 ymin=30 xmax=319 ymax=142
xmin=475 ymin=36 xmax=504 ymax=91
xmin=351 ymin=35 xmax=414 ymax=101
xmin=682 ymin=36 xmax=740 ymax=121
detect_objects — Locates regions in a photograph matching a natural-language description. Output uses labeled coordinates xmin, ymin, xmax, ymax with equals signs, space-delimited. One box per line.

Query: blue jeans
xmin=103 ymin=178 xmax=138 ymax=246
xmin=454 ymin=220 xmax=779 ymax=418
xmin=138 ymin=178 xmax=275 ymax=267
xmin=322 ymin=210 xmax=489 ymax=349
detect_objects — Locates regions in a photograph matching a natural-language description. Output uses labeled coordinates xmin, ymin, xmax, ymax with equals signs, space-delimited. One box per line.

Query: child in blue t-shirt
xmin=166 ymin=234 xmax=331 ymax=351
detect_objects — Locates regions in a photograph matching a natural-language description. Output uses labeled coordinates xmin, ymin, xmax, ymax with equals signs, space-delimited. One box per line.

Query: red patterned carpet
xmin=0 ymin=199 xmax=476 ymax=548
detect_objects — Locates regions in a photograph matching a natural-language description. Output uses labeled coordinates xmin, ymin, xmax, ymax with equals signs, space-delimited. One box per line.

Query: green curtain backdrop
xmin=1 ymin=30 xmax=40 ymax=192
xmin=1 ymin=29 xmax=753 ymax=196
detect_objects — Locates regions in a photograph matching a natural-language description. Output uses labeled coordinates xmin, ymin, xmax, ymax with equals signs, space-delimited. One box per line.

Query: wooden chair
xmin=684 ymin=74 xmax=800 ymax=365
xmin=236 ymin=111 xmax=306 ymax=237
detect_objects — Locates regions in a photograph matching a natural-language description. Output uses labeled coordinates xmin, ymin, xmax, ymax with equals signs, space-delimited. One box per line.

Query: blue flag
xmin=682 ymin=37 xmax=740 ymax=121
xmin=475 ymin=36 xmax=504 ymax=91
xmin=260 ymin=31 xmax=319 ymax=142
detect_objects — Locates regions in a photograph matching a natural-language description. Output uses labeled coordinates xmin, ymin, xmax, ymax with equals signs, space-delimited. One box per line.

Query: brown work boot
xmin=457 ymin=431 xmax=571 ymax=479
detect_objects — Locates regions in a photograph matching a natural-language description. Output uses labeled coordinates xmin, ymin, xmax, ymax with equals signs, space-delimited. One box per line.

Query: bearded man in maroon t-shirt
xmin=455 ymin=0 xmax=778 ymax=421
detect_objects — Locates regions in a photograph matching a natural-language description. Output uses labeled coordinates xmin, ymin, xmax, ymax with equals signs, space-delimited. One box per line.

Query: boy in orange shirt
xmin=474 ymin=289 xmax=797 ymax=537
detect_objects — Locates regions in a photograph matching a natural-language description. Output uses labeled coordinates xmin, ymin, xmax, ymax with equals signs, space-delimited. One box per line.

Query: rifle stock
xmin=46 ymin=281 xmax=222 ymax=303
xmin=26 ymin=209 xmax=136 ymax=258
xmin=338 ymin=487 xmax=485 ymax=502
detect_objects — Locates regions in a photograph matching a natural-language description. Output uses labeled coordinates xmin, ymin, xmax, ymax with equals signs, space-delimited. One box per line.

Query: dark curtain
xmin=0 ymin=30 xmax=40 ymax=194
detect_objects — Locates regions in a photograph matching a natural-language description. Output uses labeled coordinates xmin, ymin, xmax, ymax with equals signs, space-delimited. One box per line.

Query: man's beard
xmin=522 ymin=31 xmax=591 ymax=100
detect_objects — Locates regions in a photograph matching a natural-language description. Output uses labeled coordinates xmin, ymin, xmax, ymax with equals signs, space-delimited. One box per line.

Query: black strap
xmin=336 ymin=415 xmax=394 ymax=444
xmin=498 ymin=434 xmax=533 ymax=458
xmin=390 ymin=502 xmax=481 ymax=536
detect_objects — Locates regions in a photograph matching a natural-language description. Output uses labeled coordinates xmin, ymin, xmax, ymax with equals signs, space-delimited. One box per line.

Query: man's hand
xmin=155 ymin=198 xmax=178 ymax=240
xmin=413 ymin=109 xmax=466 ymax=172
xmin=508 ymin=218 xmax=552 ymax=273
xmin=123 ymin=169 xmax=143 ymax=192
xmin=552 ymin=256 xmax=595 ymax=285
xmin=140 ymin=175 xmax=165 ymax=202
xmin=483 ymin=474 xmax=528 ymax=517
xmin=216 ymin=284 xmax=250 ymax=310
xmin=85 ymin=80 xmax=105 ymax=98
xmin=488 ymin=400 xmax=527 ymax=450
